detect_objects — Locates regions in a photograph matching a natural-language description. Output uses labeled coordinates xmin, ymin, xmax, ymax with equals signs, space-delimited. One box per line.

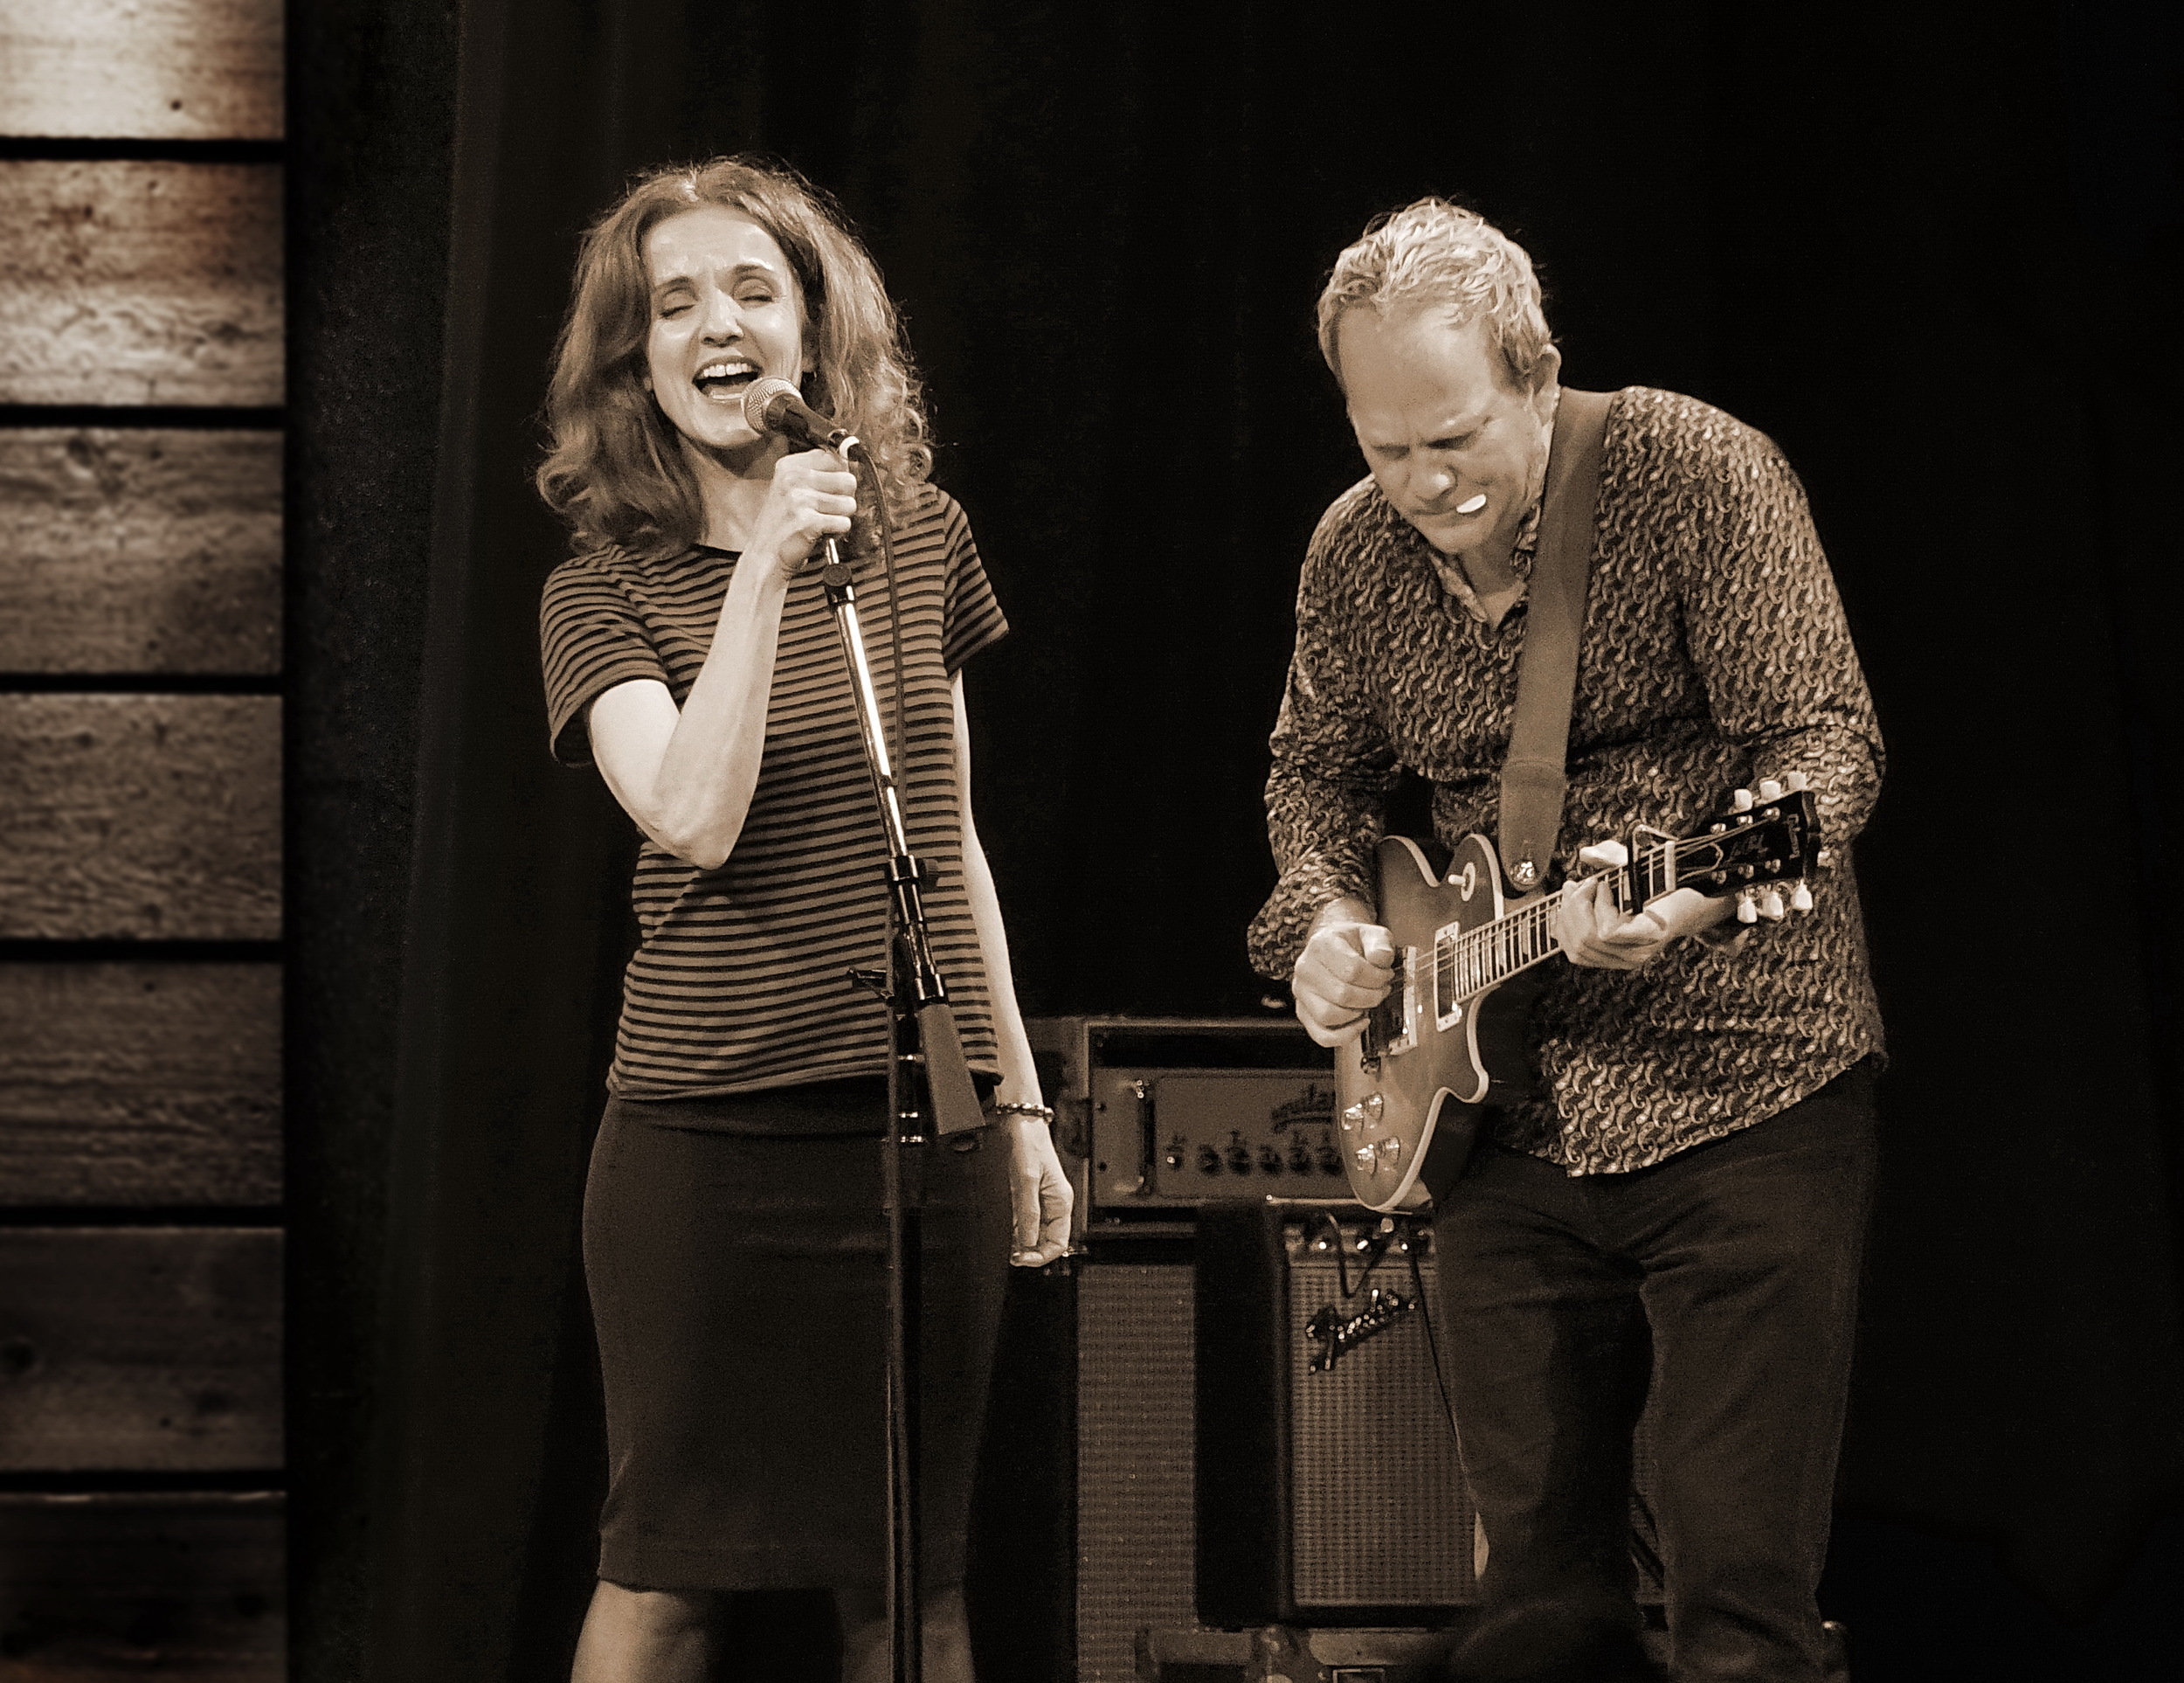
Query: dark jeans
xmin=1433 ymin=1062 xmax=1878 ymax=1683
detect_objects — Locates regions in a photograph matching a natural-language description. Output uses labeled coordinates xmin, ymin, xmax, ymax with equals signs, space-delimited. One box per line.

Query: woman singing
xmin=535 ymin=156 xmax=1072 ymax=1683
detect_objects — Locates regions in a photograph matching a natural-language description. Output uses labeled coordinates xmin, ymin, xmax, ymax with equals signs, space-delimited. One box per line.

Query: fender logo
xmin=1304 ymin=1286 xmax=1417 ymax=1371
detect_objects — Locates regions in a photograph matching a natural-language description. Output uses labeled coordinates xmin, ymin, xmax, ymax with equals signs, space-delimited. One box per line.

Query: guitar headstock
xmin=1674 ymin=777 xmax=1823 ymax=919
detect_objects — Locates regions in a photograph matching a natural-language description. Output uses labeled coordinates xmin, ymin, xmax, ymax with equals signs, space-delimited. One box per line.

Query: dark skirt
xmin=582 ymin=1085 xmax=1013 ymax=1591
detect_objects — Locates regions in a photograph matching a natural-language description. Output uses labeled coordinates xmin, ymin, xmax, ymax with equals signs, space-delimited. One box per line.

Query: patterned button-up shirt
xmin=1248 ymin=387 xmax=1885 ymax=1174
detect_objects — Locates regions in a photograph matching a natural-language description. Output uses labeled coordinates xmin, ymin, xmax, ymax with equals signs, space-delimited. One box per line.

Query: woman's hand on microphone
xmin=749 ymin=449 xmax=857 ymax=581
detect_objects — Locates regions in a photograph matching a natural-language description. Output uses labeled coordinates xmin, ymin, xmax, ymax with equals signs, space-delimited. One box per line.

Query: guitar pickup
xmin=1378 ymin=945 xmax=1419 ymax=1056
xmin=1433 ymin=920 xmax=1466 ymax=1030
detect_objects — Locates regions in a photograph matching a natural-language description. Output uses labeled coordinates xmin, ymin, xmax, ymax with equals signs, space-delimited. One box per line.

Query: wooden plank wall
xmin=0 ymin=3 xmax=287 ymax=1678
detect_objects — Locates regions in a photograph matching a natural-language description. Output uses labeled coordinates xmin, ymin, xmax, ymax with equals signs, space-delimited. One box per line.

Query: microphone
xmin=742 ymin=376 xmax=871 ymax=567
xmin=741 ymin=377 xmax=861 ymax=457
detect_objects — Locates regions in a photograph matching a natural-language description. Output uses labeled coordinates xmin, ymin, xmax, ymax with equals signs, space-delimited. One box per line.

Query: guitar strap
xmin=1498 ymin=386 xmax=1612 ymax=893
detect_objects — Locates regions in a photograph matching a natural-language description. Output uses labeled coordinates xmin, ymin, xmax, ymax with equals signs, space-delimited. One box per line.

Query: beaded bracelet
xmin=991 ymin=1101 xmax=1056 ymax=1123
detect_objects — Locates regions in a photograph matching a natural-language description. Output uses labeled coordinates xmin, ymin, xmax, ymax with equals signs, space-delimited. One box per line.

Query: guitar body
xmin=1335 ymin=833 xmax=1545 ymax=1214
xmin=1329 ymin=786 xmax=1824 ymax=1214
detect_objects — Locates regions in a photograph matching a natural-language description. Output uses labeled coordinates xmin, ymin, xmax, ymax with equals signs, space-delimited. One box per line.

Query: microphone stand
xmin=812 ymin=435 xmax=985 ymax=1683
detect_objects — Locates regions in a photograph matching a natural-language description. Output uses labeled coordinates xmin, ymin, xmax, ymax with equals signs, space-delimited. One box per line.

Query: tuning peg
xmin=1760 ymin=889 xmax=1786 ymax=920
xmin=1791 ymin=883 xmax=1814 ymax=912
xmin=1576 ymin=840 xmax=1630 ymax=869
xmin=1730 ymin=788 xmax=1754 ymax=813
xmin=1786 ymin=772 xmax=1810 ymax=793
xmin=1815 ymin=848 xmax=1835 ymax=868
xmin=1758 ymin=779 xmax=1784 ymax=801
xmin=1736 ymin=890 xmax=1759 ymax=924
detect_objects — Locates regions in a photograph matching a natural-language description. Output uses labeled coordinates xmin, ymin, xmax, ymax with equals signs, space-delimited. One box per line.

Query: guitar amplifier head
xmin=1027 ymin=1017 xmax=1345 ymax=1227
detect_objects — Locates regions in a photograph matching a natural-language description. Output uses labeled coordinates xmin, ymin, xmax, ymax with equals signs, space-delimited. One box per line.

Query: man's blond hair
xmin=1317 ymin=198 xmax=1555 ymax=391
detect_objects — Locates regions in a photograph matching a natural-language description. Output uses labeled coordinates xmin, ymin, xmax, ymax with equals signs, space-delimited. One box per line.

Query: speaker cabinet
xmin=976 ymin=1228 xmax=1662 ymax=1682
xmin=1195 ymin=1202 xmax=1476 ymax=1627
xmin=1074 ymin=1251 xmax=1200 ymax=1683
xmin=975 ymin=1242 xmax=1218 ymax=1683
xmin=982 ymin=1022 xmax=1660 ymax=1680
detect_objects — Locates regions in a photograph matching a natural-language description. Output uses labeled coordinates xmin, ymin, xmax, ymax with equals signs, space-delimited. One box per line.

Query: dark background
xmin=288 ymin=0 xmax=2184 ymax=1678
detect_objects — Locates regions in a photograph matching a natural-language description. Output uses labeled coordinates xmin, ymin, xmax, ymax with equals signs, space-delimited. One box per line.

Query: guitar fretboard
xmin=1434 ymin=839 xmax=1681 ymax=1002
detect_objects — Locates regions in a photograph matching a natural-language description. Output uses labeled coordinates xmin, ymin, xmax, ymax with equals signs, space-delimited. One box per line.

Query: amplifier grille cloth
xmin=1289 ymin=1250 xmax=1476 ymax=1607
xmin=1076 ymin=1264 xmax=1206 ymax=1683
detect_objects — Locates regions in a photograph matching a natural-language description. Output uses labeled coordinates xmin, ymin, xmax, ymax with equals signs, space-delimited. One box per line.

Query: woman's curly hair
xmin=536 ymin=156 xmax=933 ymax=558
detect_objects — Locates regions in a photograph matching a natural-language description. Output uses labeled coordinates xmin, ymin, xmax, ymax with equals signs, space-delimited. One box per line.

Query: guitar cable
xmin=1304 ymin=1209 xmax=1460 ymax=1438
xmin=1303 ymin=1208 xmax=1395 ymax=1300
xmin=1403 ymin=1220 xmax=1467 ymax=1458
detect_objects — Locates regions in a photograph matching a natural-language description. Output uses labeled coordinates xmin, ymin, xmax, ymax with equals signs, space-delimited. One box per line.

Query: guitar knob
xmin=1353 ymin=1144 xmax=1379 ymax=1174
xmin=1791 ymin=883 xmax=1814 ymax=912
xmin=1340 ymin=1095 xmax=1385 ymax=1127
xmin=1731 ymin=788 xmax=1754 ymax=812
xmin=1758 ymin=779 xmax=1784 ymax=801
xmin=1786 ymin=772 xmax=1810 ymax=792
xmin=1376 ymin=1138 xmax=1404 ymax=1163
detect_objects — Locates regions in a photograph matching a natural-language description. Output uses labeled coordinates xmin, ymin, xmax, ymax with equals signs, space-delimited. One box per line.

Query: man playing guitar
xmin=1251 ymin=199 xmax=1883 ymax=1683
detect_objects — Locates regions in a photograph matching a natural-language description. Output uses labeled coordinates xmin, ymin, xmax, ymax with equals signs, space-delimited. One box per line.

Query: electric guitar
xmin=1335 ymin=777 xmax=1825 ymax=1213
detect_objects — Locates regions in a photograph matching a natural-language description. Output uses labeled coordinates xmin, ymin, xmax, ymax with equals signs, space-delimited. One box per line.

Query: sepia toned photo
xmin=1 ymin=3 xmax=2178 ymax=1680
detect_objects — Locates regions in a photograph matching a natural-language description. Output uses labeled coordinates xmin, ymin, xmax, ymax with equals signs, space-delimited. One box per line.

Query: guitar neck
xmin=1441 ymin=839 xmax=1678 ymax=996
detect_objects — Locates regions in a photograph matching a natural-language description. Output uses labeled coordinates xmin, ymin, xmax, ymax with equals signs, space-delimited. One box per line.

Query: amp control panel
xmin=1098 ymin=1070 xmax=1344 ymax=1201
xmin=1027 ymin=1016 xmax=1348 ymax=1224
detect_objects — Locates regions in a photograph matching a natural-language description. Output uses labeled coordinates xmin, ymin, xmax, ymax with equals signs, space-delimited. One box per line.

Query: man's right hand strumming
xmin=1290 ymin=897 xmax=1397 ymax=1048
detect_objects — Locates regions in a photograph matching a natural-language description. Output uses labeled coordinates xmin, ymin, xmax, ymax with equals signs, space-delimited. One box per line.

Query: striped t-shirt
xmin=540 ymin=485 xmax=1008 ymax=1103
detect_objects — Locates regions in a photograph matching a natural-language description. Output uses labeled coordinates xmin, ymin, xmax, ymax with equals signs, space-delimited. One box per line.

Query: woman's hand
xmin=744 ymin=449 xmax=858 ymax=580
xmin=1006 ymin=1116 xmax=1073 ymax=1267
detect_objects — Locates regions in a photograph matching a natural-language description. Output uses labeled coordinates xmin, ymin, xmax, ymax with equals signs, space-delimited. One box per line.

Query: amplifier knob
xmin=1198 ymin=1146 xmax=1223 ymax=1174
xmin=1227 ymin=1144 xmax=1252 ymax=1174
xmin=1287 ymin=1143 xmax=1313 ymax=1174
xmin=1317 ymin=1145 xmax=1344 ymax=1175
xmin=1257 ymin=1145 xmax=1282 ymax=1174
